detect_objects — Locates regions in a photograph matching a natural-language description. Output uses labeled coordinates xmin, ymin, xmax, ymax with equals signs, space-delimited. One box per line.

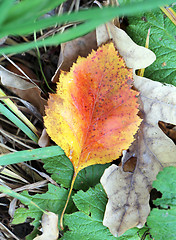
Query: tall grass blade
xmin=0 ymin=0 xmax=174 ymax=55
xmin=0 ymin=146 xmax=64 ymax=165
xmin=0 ymin=103 xmax=38 ymax=143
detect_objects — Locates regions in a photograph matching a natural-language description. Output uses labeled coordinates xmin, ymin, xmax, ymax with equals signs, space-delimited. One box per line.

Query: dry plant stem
xmin=0 ymin=89 xmax=39 ymax=136
xmin=138 ymin=28 xmax=150 ymax=77
xmin=0 ymin=180 xmax=48 ymax=198
xmin=60 ymin=171 xmax=77 ymax=229
xmin=0 ymin=127 xmax=33 ymax=149
xmin=0 ymin=222 xmax=20 ymax=240
xmin=0 ymin=143 xmax=17 ymax=152
xmin=33 ymin=31 xmax=55 ymax=93
xmin=23 ymin=162 xmax=59 ymax=186
xmin=2 ymin=54 xmax=42 ymax=92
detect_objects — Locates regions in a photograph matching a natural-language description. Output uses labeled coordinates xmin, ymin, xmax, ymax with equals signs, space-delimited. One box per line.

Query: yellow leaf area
xmin=44 ymin=43 xmax=141 ymax=175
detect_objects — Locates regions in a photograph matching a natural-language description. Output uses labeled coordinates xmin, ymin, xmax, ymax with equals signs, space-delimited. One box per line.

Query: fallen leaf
xmin=0 ymin=64 xmax=46 ymax=114
xmin=44 ymin=42 xmax=141 ymax=174
xmin=0 ymin=65 xmax=35 ymax=89
xmin=96 ymin=23 xmax=156 ymax=69
xmin=34 ymin=212 xmax=59 ymax=240
xmin=99 ymin=22 xmax=176 ymax=236
xmin=44 ymin=41 xmax=141 ymax=227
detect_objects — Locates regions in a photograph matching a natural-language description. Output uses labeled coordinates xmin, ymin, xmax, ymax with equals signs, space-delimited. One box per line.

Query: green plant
xmin=0 ymin=0 xmax=174 ymax=55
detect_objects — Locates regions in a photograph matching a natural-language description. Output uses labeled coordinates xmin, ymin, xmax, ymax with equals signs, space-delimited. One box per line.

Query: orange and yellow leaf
xmin=44 ymin=42 xmax=141 ymax=228
xmin=44 ymin=42 xmax=141 ymax=174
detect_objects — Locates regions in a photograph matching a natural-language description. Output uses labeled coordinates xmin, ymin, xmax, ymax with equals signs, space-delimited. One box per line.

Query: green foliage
xmin=0 ymin=0 xmax=174 ymax=55
xmin=127 ymin=6 xmax=176 ymax=86
xmin=137 ymin=227 xmax=151 ymax=240
xmin=147 ymin=167 xmax=176 ymax=240
xmin=12 ymin=184 xmax=76 ymax=239
xmin=43 ymin=155 xmax=110 ymax=191
xmin=0 ymin=185 xmax=46 ymax=213
xmin=62 ymin=184 xmax=141 ymax=240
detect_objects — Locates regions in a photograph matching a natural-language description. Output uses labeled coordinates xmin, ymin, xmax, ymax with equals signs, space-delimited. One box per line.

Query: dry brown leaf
xmin=101 ymin=78 xmax=176 ymax=236
xmin=96 ymin=22 xmax=155 ymax=69
xmin=51 ymin=31 xmax=97 ymax=83
xmin=34 ymin=212 xmax=59 ymax=240
xmin=158 ymin=121 xmax=176 ymax=144
xmin=0 ymin=65 xmax=35 ymax=89
xmin=0 ymin=64 xmax=46 ymax=114
xmin=38 ymin=128 xmax=50 ymax=148
xmin=98 ymin=22 xmax=176 ymax=237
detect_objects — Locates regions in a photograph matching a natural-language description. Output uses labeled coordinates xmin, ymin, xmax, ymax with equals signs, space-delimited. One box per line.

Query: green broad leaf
xmin=153 ymin=166 xmax=176 ymax=208
xmin=147 ymin=167 xmax=176 ymax=240
xmin=43 ymin=155 xmax=110 ymax=191
xmin=0 ymin=146 xmax=64 ymax=165
xmin=148 ymin=208 xmax=176 ymax=240
xmin=62 ymin=184 xmax=142 ymax=240
xmin=127 ymin=6 xmax=176 ymax=86
xmin=12 ymin=183 xmax=76 ymax=239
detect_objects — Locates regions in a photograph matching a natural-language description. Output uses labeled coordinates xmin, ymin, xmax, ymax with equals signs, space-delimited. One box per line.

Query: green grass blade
xmin=6 ymin=0 xmax=65 ymax=24
xmin=0 ymin=146 xmax=64 ymax=165
xmin=0 ymin=0 xmax=174 ymax=55
xmin=0 ymin=185 xmax=46 ymax=213
xmin=0 ymin=103 xmax=38 ymax=143
xmin=0 ymin=0 xmax=14 ymax=26
xmin=0 ymin=89 xmax=38 ymax=135
xmin=1 ymin=0 xmax=174 ymax=38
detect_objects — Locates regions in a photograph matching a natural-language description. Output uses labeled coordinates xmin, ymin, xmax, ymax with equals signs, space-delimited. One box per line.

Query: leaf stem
xmin=60 ymin=171 xmax=77 ymax=230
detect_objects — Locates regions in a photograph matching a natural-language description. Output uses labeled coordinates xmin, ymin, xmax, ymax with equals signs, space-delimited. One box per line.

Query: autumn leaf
xmin=98 ymin=22 xmax=176 ymax=236
xmin=44 ymin=43 xmax=141 ymax=173
xmin=44 ymin=42 xmax=141 ymax=227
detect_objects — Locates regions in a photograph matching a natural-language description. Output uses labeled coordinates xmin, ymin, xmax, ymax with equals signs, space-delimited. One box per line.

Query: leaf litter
xmin=1 ymin=3 xmax=176 ymax=240
xmin=99 ymin=22 xmax=176 ymax=236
